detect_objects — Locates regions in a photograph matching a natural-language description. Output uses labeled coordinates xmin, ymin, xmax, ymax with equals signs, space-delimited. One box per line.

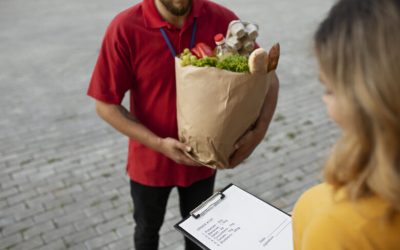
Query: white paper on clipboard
xmin=174 ymin=184 xmax=293 ymax=250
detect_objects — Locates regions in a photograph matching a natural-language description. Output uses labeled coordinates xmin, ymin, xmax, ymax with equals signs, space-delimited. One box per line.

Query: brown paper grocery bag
xmin=175 ymin=58 xmax=272 ymax=169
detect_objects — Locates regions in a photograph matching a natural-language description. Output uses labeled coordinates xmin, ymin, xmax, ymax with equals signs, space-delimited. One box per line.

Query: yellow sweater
xmin=292 ymin=183 xmax=400 ymax=250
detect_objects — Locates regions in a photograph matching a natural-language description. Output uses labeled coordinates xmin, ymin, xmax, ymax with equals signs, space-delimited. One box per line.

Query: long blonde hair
xmin=315 ymin=0 xmax=400 ymax=213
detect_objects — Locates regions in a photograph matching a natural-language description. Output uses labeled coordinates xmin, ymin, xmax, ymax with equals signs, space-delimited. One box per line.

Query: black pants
xmin=130 ymin=173 xmax=216 ymax=250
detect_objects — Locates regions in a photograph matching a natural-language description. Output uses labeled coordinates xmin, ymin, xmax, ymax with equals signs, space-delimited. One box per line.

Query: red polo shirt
xmin=87 ymin=0 xmax=238 ymax=187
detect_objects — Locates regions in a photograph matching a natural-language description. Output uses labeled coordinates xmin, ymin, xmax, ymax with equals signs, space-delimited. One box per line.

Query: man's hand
xmin=229 ymin=71 xmax=279 ymax=168
xmin=229 ymin=128 xmax=265 ymax=168
xmin=158 ymin=137 xmax=202 ymax=166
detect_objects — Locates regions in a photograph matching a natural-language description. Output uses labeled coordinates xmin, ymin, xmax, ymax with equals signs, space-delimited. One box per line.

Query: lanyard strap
xmin=160 ymin=18 xmax=197 ymax=58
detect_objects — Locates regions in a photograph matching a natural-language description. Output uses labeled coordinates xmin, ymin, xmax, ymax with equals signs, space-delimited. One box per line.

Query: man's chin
xmin=171 ymin=9 xmax=189 ymax=16
xmin=161 ymin=0 xmax=192 ymax=16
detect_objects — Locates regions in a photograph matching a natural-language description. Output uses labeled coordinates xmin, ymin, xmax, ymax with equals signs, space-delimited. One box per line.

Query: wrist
xmin=254 ymin=119 xmax=269 ymax=134
xmin=151 ymin=136 xmax=164 ymax=153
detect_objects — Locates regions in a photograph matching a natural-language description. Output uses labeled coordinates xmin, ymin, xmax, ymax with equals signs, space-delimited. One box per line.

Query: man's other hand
xmin=229 ymin=129 xmax=265 ymax=168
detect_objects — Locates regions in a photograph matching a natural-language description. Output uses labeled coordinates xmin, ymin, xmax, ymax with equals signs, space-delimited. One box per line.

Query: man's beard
xmin=160 ymin=0 xmax=192 ymax=16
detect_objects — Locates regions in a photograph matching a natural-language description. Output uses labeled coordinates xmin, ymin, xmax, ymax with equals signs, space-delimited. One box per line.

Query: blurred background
xmin=0 ymin=0 xmax=338 ymax=249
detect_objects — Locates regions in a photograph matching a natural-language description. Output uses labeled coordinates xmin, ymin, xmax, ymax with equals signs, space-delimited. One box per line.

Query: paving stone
xmin=15 ymin=204 xmax=45 ymax=221
xmin=23 ymin=220 xmax=55 ymax=240
xmin=11 ymin=167 xmax=39 ymax=180
xmin=42 ymin=224 xmax=75 ymax=244
xmin=0 ymin=199 xmax=7 ymax=209
xmin=36 ymin=181 xmax=65 ymax=195
xmin=84 ymin=231 xmax=118 ymax=250
xmin=160 ymin=229 xmax=184 ymax=247
xmin=0 ymin=233 xmax=23 ymax=249
xmin=111 ymin=194 xmax=132 ymax=208
xmin=0 ymin=187 xmax=19 ymax=200
xmin=63 ymin=228 xmax=98 ymax=246
xmin=28 ymin=169 xmax=56 ymax=182
xmin=58 ymin=199 xmax=88 ymax=213
xmin=160 ymin=241 xmax=184 ymax=250
xmin=65 ymin=243 xmax=88 ymax=250
xmin=35 ymin=239 xmax=66 ymax=250
xmin=0 ymin=202 xmax=26 ymax=220
xmin=100 ymin=179 xmax=127 ymax=194
xmin=45 ymin=172 xmax=71 ymax=185
xmin=95 ymin=217 xmax=127 ymax=234
xmin=103 ymin=203 xmax=130 ymax=220
xmin=115 ymin=222 xmax=133 ymax=238
xmin=74 ymin=213 xmax=107 ymax=232
xmin=107 ymin=235 xmax=133 ymax=250
xmin=17 ymin=180 xmax=44 ymax=193
xmin=2 ymin=218 xmax=34 ymax=237
xmin=123 ymin=213 xmax=134 ymax=224
xmin=53 ymin=211 xmax=87 ymax=228
xmin=33 ymin=208 xmax=65 ymax=224
xmin=43 ymin=194 xmax=75 ymax=211
xmin=160 ymin=219 xmax=177 ymax=234
xmin=283 ymin=168 xmax=306 ymax=181
xmin=6 ymin=189 xmax=37 ymax=206
xmin=84 ymin=201 xmax=114 ymax=218
xmin=10 ymin=236 xmax=44 ymax=250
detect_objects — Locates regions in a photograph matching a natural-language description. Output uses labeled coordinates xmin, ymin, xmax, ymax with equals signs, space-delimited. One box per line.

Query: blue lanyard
xmin=160 ymin=18 xmax=197 ymax=58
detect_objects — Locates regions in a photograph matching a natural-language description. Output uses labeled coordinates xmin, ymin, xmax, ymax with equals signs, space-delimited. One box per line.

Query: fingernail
xmin=186 ymin=146 xmax=192 ymax=152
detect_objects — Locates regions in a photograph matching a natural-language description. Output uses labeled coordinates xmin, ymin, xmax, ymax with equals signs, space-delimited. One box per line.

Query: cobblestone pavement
xmin=0 ymin=0 xmax=338 ymax=249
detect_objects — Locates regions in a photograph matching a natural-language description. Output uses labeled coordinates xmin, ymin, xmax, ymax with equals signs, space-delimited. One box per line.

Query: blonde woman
xmin=292 ymin=0 xmax=400 ymax=249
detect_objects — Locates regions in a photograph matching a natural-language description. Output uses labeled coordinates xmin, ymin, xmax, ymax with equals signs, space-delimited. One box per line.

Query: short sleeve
xmin=87 ymin=19 xmax=133 ymax=105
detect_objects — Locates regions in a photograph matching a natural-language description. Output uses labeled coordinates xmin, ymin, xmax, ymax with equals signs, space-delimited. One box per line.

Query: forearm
xmin=255 ymin=72 xmax=279 ymax=134
xmin=95 ymin=100 xmax=200 ymax=166
xmin=95 ymin=100 xmax=161 ymax=151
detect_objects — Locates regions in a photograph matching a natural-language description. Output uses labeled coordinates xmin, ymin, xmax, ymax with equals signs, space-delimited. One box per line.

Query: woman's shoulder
xmin=293 ymin=183 xmax=334 ymax=215
xmin=293 ymin=183 xmax=400 ymax=249
xmin=294 ymin=182 xmax=393 ymax=225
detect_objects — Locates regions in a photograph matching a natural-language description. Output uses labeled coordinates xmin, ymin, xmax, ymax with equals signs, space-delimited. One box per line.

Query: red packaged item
xmin=191 ymin=43 xmax=214 ymax=58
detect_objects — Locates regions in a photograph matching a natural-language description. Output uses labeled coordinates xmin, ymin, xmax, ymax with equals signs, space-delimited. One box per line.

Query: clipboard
xmin=174 ymin=184 xmax=293 ymax=250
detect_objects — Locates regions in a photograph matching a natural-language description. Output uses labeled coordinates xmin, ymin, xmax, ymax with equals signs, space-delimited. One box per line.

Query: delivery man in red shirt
xmin=87 ymin=0 xmax=279 ymax=249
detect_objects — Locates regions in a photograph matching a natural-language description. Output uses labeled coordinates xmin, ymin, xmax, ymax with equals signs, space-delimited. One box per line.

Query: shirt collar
xmin=142 ymin=0 xmax=205 ymax=29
